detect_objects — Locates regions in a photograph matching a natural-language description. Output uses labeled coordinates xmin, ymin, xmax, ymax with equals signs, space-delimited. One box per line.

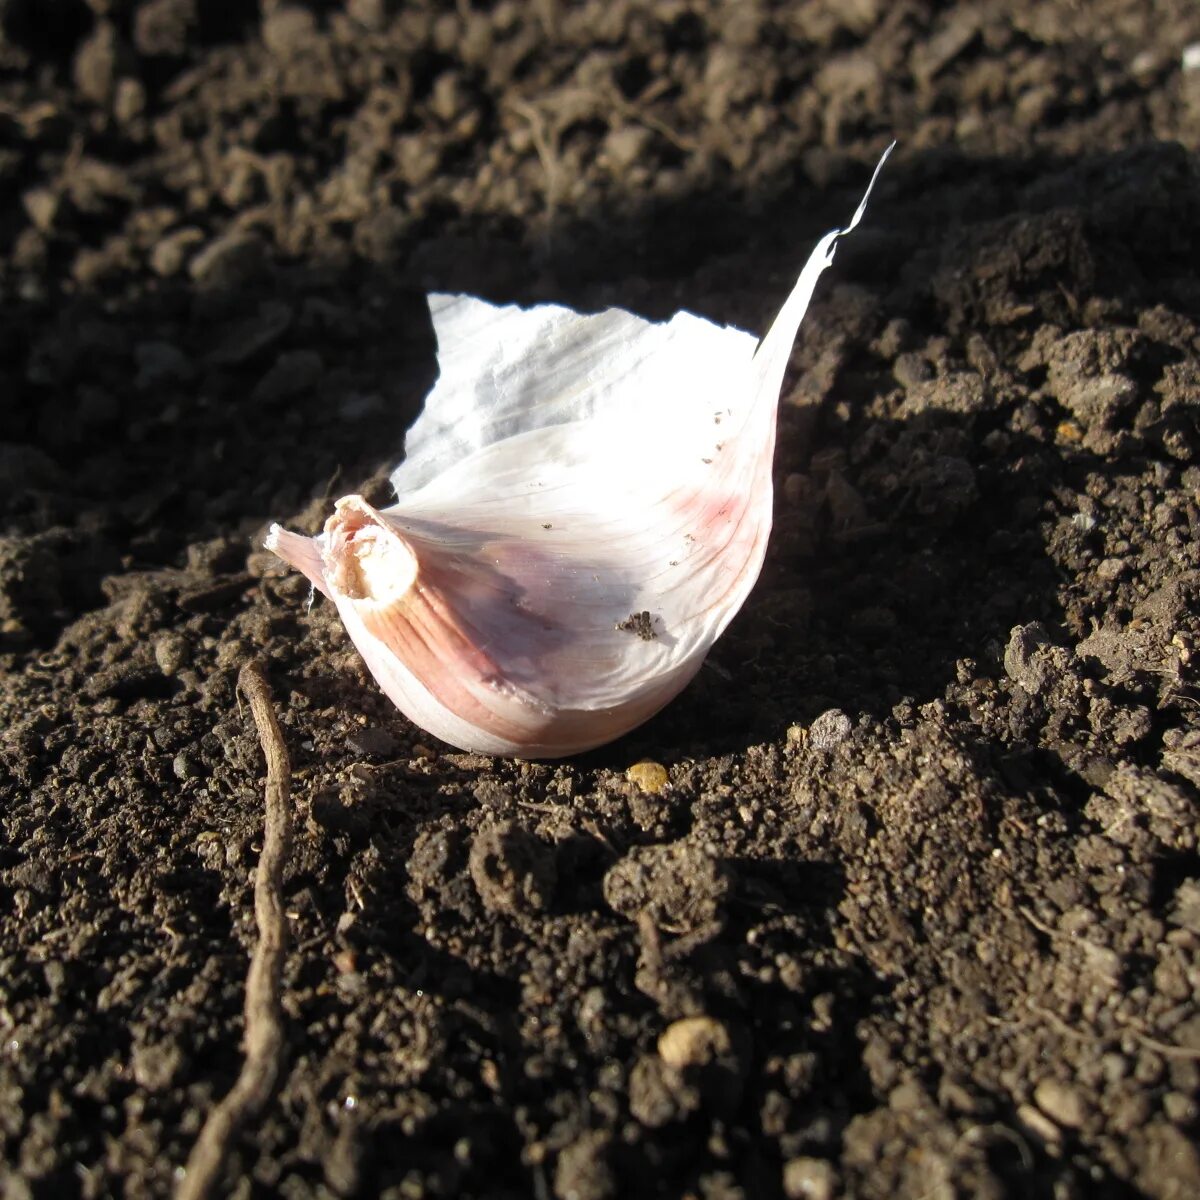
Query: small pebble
xmin=154 ymin=631 xmax=190 ymax=676
xmin=808 ymin=709 xmax=852 ymax=751
xmin=626 ymin=761 xmax=669 ymax=795
xmin=345 ymin=726 xmax=398 ymax=758
xmin=783 ymin=1157 xmax=837 ymax=1200
xmin=658 ymin=1016 xmax=731 ymax=1070
xmin=1017 ymin=1102 xmax=1063 ymax=1144
xmin=22 ymin=187 xmax=59 ymax=232
xmin=173 ymin=752 xmax=202 ymax=782
xmin=1034 ymin=1078 xmax=1086 ymax=1129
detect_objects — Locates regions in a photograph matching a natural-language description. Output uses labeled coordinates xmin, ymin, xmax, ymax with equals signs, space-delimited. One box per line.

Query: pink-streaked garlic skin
xmin=266 ymin=145 xmax=893 ymax=758
xmin=267 ymin=486 xmax=760 ymax=757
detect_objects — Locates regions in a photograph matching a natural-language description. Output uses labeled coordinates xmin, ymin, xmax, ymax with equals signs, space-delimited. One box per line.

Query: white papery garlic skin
xmin=267 ymin=145 xmax=892 ymax=757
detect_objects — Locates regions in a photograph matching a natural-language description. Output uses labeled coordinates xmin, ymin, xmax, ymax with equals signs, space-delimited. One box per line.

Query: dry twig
xmin=176 ymin=661 xmax=293 ymax=1200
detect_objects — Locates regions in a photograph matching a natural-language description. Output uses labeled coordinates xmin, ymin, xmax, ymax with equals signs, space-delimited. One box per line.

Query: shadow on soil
xmin=4 ymin=140 xmax=1195 ymax=741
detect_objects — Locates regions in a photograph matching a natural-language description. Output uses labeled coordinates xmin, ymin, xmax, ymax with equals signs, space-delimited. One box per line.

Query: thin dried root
xmin=176 ymin=661 xmax=293 ymax=1200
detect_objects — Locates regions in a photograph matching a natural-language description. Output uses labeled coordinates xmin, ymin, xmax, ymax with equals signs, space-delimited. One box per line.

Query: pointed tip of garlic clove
xmin=265 ymin=522 xmax=332 ymax=599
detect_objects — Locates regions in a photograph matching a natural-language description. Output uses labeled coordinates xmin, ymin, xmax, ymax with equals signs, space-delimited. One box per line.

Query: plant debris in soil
xmin=3 ymin=2 xmax=1200 ymax=1198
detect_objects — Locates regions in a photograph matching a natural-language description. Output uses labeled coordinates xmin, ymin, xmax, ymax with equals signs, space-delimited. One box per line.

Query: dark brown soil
xmin=3 ymin=2 xmax=1200 ymax=1197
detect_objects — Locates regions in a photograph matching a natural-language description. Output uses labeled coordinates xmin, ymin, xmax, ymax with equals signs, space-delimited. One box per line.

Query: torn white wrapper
xmin=268 ymin=144 xmax=893 ymax=757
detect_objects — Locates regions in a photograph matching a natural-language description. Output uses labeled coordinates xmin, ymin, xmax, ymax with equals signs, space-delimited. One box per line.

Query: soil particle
xmin=152 ymin=630 xmax=190 ymax=676
xmin=616 ymin=610 xmax=656 ymax=640
xmin=0 ymin=535 xmax=68 ymax=642
xmin=1003 ymin=621 xmax=1059 ymax=694
xmin=131 ymin=1038 xmax=186 ymax=1093
xmin=343 ymin=725 xmax=398 ymax=759
xmin=262 ymin=5 xmax=319 ymax=59
xmin=782 ymin=1156 xmax=838 ymax=1200
xmin=1170 ymin=880 xmax=1200 ymax=933
xmin=207 ymin=300 xmax=294 ymax=366
xmin=322 ymin=1119 xmax=365 ymax=1197
xmin=1033 ymin=1077 xmax=1088 ymax=1130
xmin=806 ymin=707 xmax=853 ymax=750
xmin=603 ymin=838 xmax=731 ymax=935
xmin=252 ymin=348 xmax=324 ymax=405
xmin=150 ymin=226 xmax=204 ymax=277
xmin=188 ymin=230 xmax=267 ymax=290
xmin=406 ymin=824 xmax=468 ymax=904
xmin=73 ymin=20 xmax=127 ymax=106
xmin=553 ymin=1130 xmax=616 ymax=1200
xmin=1130 ymin=1121 xmax=1200 ymax=1200
xmin=628 ymin=1053 xmax=703 ymax=1128
xmin=468 ymin=819 xmax=557 ymax=916
xmin=133 ymin=0 xmax=196 ymax=60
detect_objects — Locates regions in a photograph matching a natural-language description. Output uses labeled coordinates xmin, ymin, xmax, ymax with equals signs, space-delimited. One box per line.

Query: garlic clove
xmin=267 ymin=145 xmax=892 ymax=757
